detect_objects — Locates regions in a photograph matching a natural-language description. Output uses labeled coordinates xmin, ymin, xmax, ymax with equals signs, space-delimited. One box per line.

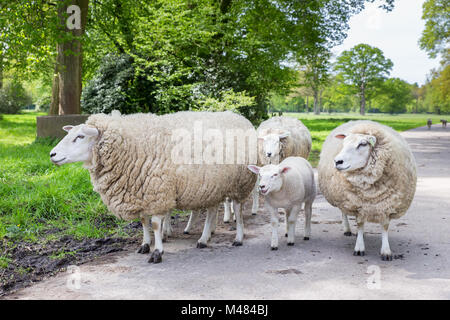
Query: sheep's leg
xmin=286 ymin=205 xmax=300 ymax=245
xmin=183 ymin=210 xmax=197 ymax=234
xmin=232 ymin=202 xmax=244 ymax=246
xmin=304 ymin=200 xmax=312 ymax=240
xmin=211 ymin=207 xmax=218 ymax=234
xmin=342 ymin=213 xmax=352 ymax=236
xmin=269 ymin=206 xmax=279 ymax=250
xmin=223 ymin=198 xmax=234 ymax=223
xmin=137 ymin=216 xmax=151 ymax=254
xmin=148 ymin=215 xmax=163 ymax=263
xmin=380 ymin=220 xmax=393 ymax=261
xmin=353 ymin=222 xmax=365 ymax=256
xmin=251 ymin=177 xmax=260 ymax=215
xmin=197 ymin=207 xmax=218 ymax=248
xmin=162 ymin=212 xmax=172 ymax=242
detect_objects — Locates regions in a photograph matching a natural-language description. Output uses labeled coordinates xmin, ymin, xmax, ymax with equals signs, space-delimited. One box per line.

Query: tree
xmin=419 ymin=0 xmax=450 ymax=59
xmin=373 ymin=78 xmax=414 ymax=114
xmin=335 ymin=44 xmax=393 ymax=115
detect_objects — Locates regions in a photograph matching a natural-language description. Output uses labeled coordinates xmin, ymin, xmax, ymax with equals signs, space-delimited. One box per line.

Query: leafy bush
xmin=0 ymin=81 xmax=32 ymax=114
xmin=82 ymin=54 xmax=197 ymax=115
xmin=197 ymin=89 xmax=255 ymax=113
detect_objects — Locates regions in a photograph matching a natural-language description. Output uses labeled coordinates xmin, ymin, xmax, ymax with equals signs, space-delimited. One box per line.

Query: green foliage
xmin=419 ymin=0 xmax=450 ymax=58
xmin=373 ymin=78 xmax=415 ymax=113
xmin=0 ymin=80 xmax=32 ymax=114
xmin=197 ymin=90 xmax=256 ymax=113
xmin=422 ymin=64 xmax=450 ymax=113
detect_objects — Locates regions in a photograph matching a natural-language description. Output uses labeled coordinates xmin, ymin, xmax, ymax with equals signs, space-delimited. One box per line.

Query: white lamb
xmin=49 ymin=111 xmax=257 ymax=263
xmin=248 ymin=157 xmax=316 ymax=250
xmin=223 ymin=116 xmax=312 ymax=223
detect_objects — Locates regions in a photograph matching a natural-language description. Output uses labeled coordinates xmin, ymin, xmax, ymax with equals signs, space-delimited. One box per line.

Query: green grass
xmin=282 ymin=112 xmax=444 ymax=166
xmin=0 ymin=111 xmax=441 ymax=250
xmin=0 ymin=113 xmax=128 ymax=251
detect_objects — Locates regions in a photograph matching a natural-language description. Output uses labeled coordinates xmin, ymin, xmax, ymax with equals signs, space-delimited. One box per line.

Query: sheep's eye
xmin=272 ymin=174 xmax=278 ymax=177
xmin=73 ymin=135 xmax=85 ymax=142
xmin=358 ymin=141 xmax=367 ymax=148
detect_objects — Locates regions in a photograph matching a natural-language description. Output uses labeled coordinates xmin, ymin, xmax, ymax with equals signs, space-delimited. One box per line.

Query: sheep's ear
xmin=335 ymin=134 xmax=346 ymax=139
xmin=279 ymin=131 xmax=290 ymax=139
xmin=367 ymin=135 xmax=376 ymax=147
xmin=248 ymin=165 xmax=260 ymax=174
xmin=279 ymin=166 xmax=290 ymax=174
xmin=63 ymin=125 xmax=74 ymax=132
xmin=81 ymin=126 xmax=99 ymax=137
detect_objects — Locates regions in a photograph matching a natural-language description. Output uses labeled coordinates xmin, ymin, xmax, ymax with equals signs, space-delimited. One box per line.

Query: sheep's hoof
xmin=183 ymin=231 xmax=190 ymax=234
xmin=285 ymin=233 xmax=288 ymax=237
xmin=271 ymin=246 xmax=278 ymax=251
xmin=197 ymin=242 xmax=207 ymax=249
xmin=223 ymin=220 xmax=230 ymax=224
xmin=232 ymin=241 xmax=242 ymax=246
xmin=381 ymin=254 xmax=393 ymax=261
xmin=287 ymin=242 xmax=294 ymax=246
xmin=148 ymin=250 xmax=162 ymax=263
xmin=136 ymin=243 xmax=150 ymax=254
xmin=344 ymin=232 xmax=352 ymax=236
xmin=303 ymin=237 xmax=309 ymax=241
xmin=353 ymin=250 xmax=365 ymax=256
xmin=251 ymin=212 xmax=257 ymax=216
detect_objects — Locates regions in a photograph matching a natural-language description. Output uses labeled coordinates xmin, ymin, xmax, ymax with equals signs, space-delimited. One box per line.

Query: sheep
xmin=49 ymin=111 xmax=257 ymax=263
xmin=248 ymin=157 xmax=316 ymax=249
xmin=318 ymin=120 xmax=417 ymax=261
xmin=238 ymin=116 xmax=311 ymax=219
xmin=440 ymin=119 xmax=447 ymax=128
xmin=427 ymin=118 xmax=432 ymax=129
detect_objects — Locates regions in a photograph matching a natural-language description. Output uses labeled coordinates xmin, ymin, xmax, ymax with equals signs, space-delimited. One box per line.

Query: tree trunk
xmin=0 ymin=53 xmax=3 ymax=90
xmin=313 ymin=89 xmax=320 ymax=115
xmin=360 ymin=86 xmax=366 ymax=115
xmin=54 ymin=0 xmax=89 ymax=115
xmin=49 ymin=63 xmax=60 ymax=115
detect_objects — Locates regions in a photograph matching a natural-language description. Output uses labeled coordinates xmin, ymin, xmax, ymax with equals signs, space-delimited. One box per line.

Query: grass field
xmin=0 ymin=111 xmax=445 ymax=273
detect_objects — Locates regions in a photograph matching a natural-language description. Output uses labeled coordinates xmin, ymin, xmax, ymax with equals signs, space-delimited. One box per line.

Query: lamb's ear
xmin=81 ymin=126 xmax=99 ymax=137
xmin=279 ymin=131 xmax=290 ymax=139
xmin=367 ymin=135 xmax=376 ymax=147
xmin=62 ymin=125 xmax=74 ymax=132
xmin=335 ymin=134 xmax=346 ymax=139
xmin=279 ymin=166 xmax=291 ymax=174
xmin=247 ymin=165 xmax=260 ymax=174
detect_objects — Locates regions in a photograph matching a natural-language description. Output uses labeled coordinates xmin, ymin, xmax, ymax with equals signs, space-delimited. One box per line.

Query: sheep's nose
xmin=335 ymin=159 xmax=344 ymax=165
xmin=259 ymin=185 xmax=265 ymax=189
xmin=50 ymin=152 xmax=56 ymax=158
xmin=267 ymin=152 xmax=272 ymax=157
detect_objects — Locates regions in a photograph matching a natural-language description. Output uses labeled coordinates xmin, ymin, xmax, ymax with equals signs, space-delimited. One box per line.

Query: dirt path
xmin=6 ymin=124 xmax=450 ymax=300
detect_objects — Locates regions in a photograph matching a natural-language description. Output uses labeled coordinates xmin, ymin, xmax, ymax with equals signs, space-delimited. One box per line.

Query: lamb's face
xmin=248 ymin=164 xmax=290 ymax=195
xmin=333 ymin=133 xmax=376 ymax=172
xmin=50 ymin=124 xmax=99 ymax=165
xmin=259 ymin=131 xmax=290 ymax=162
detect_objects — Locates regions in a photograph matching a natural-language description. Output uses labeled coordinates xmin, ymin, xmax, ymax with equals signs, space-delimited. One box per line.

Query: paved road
xmin=7 ymin=124 xmax=450 ymax=299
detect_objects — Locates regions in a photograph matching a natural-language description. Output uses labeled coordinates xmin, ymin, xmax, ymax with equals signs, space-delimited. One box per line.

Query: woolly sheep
xmin=318 ymin=120 xmax=417 ymax=261
xmin=232 ymin=116 xmax=312 ymax=220
xmin=427 ymin=118 xmax=432 ymax=129
xmin=49 ymin=111 xmax=257 ymax=263
xmin=248 ymin=157 xmax=316 ymax=249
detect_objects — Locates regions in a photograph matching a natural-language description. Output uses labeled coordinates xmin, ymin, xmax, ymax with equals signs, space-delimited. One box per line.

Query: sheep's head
xmin=258 ymin=130 xmax=290 ymax=163
xmin=50 ymin=124 xmax=99 ymax=166
xmin=333 ymin=133 xmax=376 ymax=172
xmin=248 ymin=164 xmax=290 ymax=195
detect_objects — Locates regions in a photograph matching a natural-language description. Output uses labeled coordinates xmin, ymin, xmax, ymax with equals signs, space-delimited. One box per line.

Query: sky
xmin=332 ymin=0 xmax=441 ymax=86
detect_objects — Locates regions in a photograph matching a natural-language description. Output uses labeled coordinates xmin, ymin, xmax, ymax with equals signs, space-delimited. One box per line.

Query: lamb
xmin=248 ymin=157 xmax=316 ymax=249
xmin=49 ymin=111 xmax=257 ymax=263
xmin=427 ymin=118 xmax=432 ymax=129
xmin=237 ymin=116 xmax=311 ymax=220
xmin=440 ymin=119 xmax=447 ymax=128
xmin=318 ymin=120 xmax=417 ymax=261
